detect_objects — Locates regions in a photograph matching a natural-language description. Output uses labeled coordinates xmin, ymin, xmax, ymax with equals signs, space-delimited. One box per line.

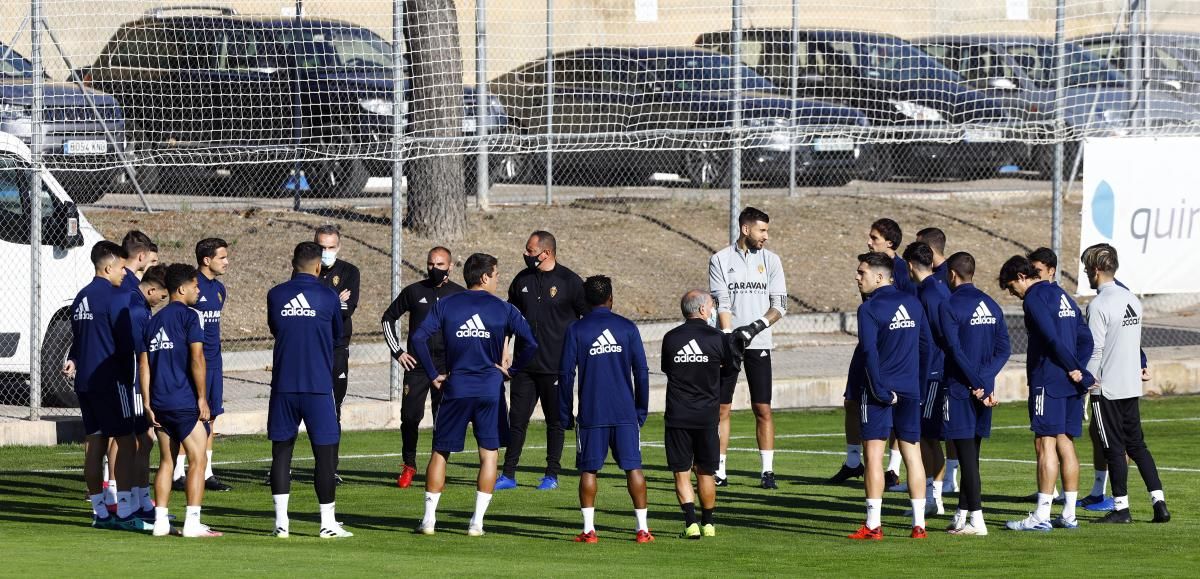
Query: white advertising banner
xmin=1079 ymin=137 xmax=1200 ymax=295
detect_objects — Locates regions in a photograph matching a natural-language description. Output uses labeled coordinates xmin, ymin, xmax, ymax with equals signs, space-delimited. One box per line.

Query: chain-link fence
xmin=4 ymin=0 xmax=1200 ymax=420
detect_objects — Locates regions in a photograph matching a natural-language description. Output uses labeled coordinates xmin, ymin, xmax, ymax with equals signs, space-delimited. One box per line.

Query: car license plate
xmin=64 ymin=140 xmax=107 ymax=155
xmin=964 ymin=128 xmax=1002 ymax=143
xmin=813 ymin=138 xmax=855 ymax=152
xmin=462 ymin=118 xmax=477 ymax=133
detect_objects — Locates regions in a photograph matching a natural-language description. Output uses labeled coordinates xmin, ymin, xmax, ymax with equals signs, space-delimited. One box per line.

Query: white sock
xmin=887 ymin=449 xmax=902 ymax=474
xmin=956 ymin=508 xmax=968 ymax=525
xmin=760 ymin=450 xmax=774 ymax=474
xmin=1091 ymin=470 xmax=1108 ymax=497
xmin=173 ymin=454 xmax=186 ymax=480
xmin=205 ymin=450 xmax=214 ymax=479
xmin=1035 ymin=493 xmax=1053 ymax=521
xmin=469 ymin=491 xmax=492 ymax=529
xmin=634 ymin=508 xmax=649 ymax=532
xmin=105 ymin=480 xmax=117 ymax=506
xmin=422 ymin=492 xmax=441 ymax=527
xmin=116 ymin=491 xmax=134 ymax=518
xmin=155 ymin=506 xmax=169 ymax=525
xmin=581 ymin=507 xmax=595 ymax=533
xmin=970 ymin=509 xmax=985 ymax=528
xmin=931 ymin=479 xmax=944 ymax=502
xmin=183 ymin=505 xmax=201 ymax=533
xmin=945 ymin=459 xmax=959 ymax=486
xmin=716 ymin=455 xmax=727 ymax=479
xmin=845 ymin=444 xmax=862 ymax=468
xmin=866 ymin=498 xmax=883 ymax=529
xmin=910 ymin=499 xmax=926 ymax=528
xmin=273 ymin=494 xmax=290 ymax=531
xmin=1114 ymin=495 xmax=1130 ymax=510
xmin=320 ymin=502 xmax=337 ymax=529
xmin=89 ymin=492 xmax=109 ymax=518
xmin=1062 ymin=491 xmax=1078 ymax=520
xmin=102 ymin=457 xmax=110 ymax=482
xmin=1150 ymin=489 xmax=1165 ymax=504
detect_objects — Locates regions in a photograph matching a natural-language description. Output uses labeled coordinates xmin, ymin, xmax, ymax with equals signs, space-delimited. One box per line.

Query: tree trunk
xmin=403 ymin=0 xmax=467 ymax=240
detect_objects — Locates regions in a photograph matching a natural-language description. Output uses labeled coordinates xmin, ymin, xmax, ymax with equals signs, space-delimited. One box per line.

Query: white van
xmin=0 ymin=132 xmax=104 ymax=408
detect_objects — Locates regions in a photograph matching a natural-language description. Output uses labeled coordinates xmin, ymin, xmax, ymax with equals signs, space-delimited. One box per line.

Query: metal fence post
xmin=787 ymin=0 xmax=799 ymax=198
xmin=475 ymin=0 xmax=490 ymax=210
xmin=729 ymin=0 xmax=743 ymax=245
xmin=389 ymin=0 xmax=406 ymax=403
xmin=1051 ymin=0 xmax=1065 ymax=274
xmin=28 ymin=0 xmax=43 ymax=420
xmin=292 ymin=0 xmax=304 ymax=212
xmin=545 ymin=0 xmax=554 ymax=206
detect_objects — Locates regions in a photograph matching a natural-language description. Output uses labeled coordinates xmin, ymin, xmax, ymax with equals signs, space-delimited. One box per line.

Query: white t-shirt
xmin=708 ymin=244 xmax=787 ymax=350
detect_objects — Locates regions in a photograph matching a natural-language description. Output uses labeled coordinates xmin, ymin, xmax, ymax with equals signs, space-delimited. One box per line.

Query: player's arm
xmin=708 ymin=255 xmax=733 ymax=331
xmin=189 ymin=342 xmax=209 ymax=422
xmin=342 ymin=265 xmax=361 ymax=316
xmin=508 ymin=306 xmax=539 ymax=374
xmin=1025 ymin=298 xmax=1083 ymax=375
xmin=1084 ymin=304 xmax=1107 ymax=381
xmin=857 ymin=306 xmax=891 ymax=404
xmin=917 ymin=307 xmax=932 ymax=388
xmin=138 ymin=352 xmax=158 ymax=427
xmin=765 ymin=253 xmax=788 ymax=324
xmin=557 ymin=328 xmax=578 ymax=429
xmin=570 ymin=274 xmax=588 ymax=318
xmin=330 ymin=290 xmax=344 ymax=345
xmin=410 ymin=303 xmax=443 ymax=382
xmin=1075 ymin=315 xmax=1095 ymax=371
xmin=629 ymin=326 xmax=651 ymax=428
xmin=937 ymin=302 xmax=985 ymax=393
xmin=984 ymin=311 xmax=1013 ymax=394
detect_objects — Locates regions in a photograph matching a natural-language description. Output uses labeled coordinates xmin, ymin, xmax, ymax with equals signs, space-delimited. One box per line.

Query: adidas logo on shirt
xmin=589 ymin=329 xmax=623 ymax=355
xmin=281 ymin=293 xmax=317 ymax=317
xmin=456 ymin=314 xmax=491 ymax=338
xmin=674 ymin=339 xmax=709 ymax=363
xmin=970 ymin=301 xmax=997 ymax=326
xmin=149 ymin=328 xmax=174 ymax=352
xmin=199 ymin=296 xmax=208 ymax=302
xmin=888 ymin=304 xmax=916 ymax=330
xmin=1122 ymin=304 xmax=1140 ymax=327
xmin=74 ymin=297 xmax=93 ymax=321
xmin=418 ymin=297 xmax=428 ymax=304
xmin=1058 ymin=294 xmax=1076 ymax=318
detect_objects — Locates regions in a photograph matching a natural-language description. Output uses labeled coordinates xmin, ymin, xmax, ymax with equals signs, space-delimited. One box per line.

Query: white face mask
xmin=321 ymin=249 xmax=337 ymax=267
xmin=706 ymin=305 xmax=718 ymax=327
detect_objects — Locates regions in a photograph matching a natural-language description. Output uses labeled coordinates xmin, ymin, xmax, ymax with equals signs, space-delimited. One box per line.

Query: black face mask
xmin=523 ymin=253 xmax=543 ymax=270
xmin=427 ymin=267 xmax=449 ymax=285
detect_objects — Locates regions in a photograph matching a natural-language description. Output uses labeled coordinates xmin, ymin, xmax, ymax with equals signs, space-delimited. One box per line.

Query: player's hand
xmin=972 ymin=388 xmax=986 ymax=400
xmin=339 ymin=289 xmax=351 ymax=303
xmin=397 ymin=352 xmax=417 ymax=370
xmin=725 ymin=332 xmax=747 ymax=369
xmin=1068 ymin=369 xmax=1083 ymax=383
xmin=432 ymin=374 xmax=447 ymax=389
xmin=1142 ymin=367 xmax=1152 ymax=382
xmin=1089 ymin=381 xmax=1102 ymax=395
xmin=984 ymin=394 xmax=999 ymax=407
xmin=144 ymin=406 xmax=161 ymax=428
xmin=61 ymin=360 xmax=75 ymax=379
xmin=495 ymin=364 xmax=512 ymax=381
xmin=198 ymin=400 xmax=211 ymax=423
xmin=733 ymin=318 xmax=768 ymax=343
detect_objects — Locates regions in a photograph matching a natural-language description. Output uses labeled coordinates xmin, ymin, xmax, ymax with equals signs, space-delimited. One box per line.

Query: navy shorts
xmin=153 ymin=408 xmax=209 ymax=443
xmin=206 ymin=362 xmax=224 ymax=418
xmin=1028 ymin=387 xmax=1084 ymax=438
xmin=576 ymin=424 xmax=642 ymax=472
xmin=268 ymin=392 xmax=340 ymax=445
xmin=944 ymin=392 xmax=994 ymax=440
xmin=433 ymin=396 xmax=507 ymax=453
xmin=78 ymin=387 xmax=134 ymax=437
xmin=919 ymin=379 xmax=944 ymax=439
xmin=860 ymin=391 xmax=921 ymax=443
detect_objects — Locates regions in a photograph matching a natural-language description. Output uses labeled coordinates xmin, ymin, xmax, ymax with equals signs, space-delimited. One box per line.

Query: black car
xmin=82 ymin=5 xmax=515 ymax=197
xmin=1074 ymin=32 xmax=1200 ymax=107
xmin=489 ymin=46 xmax=871 ymax=187
xmin=2 ymin=42 xmax=127 ymax=203
xmin=696 ymin=29 xmax=1030 ymax=180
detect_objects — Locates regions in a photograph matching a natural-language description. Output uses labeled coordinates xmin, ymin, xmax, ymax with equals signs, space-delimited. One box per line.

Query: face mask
xmin=523 ymin=252 xmax=542 ymax=270
xmin=428 ymin=267 xmax=448 ymax=285
xmin=707 ymin=306 xmax=718 ymax=327
xmin=320 ymin=249 xmax=337 ymax=267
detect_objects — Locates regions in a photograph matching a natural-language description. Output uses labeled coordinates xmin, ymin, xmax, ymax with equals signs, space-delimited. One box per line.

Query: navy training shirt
xmin=916 ymin=275 xmax=952 ymax=380
xmin=195 ymin=274 xmax=226 ymax=364
xmin=856 ymin=285 xmax=931 ymax=403
xmin=146 ymin=301 xmax=206 ymax=411
xmin=267 ymin=273 xmax=343 ymax=394
xmin=932 ymin=261 xmax=949 ymax=285
xmin=69 ymin=277 xmax=134 ymax=393
xmin=892 ymin=254 xmax=917 ymax=296
xmin=938 ymin=283 xmax=1011 ymax=397
xmin=558 ymin=307 xmax=650 ymax=428
xmin=411 ymin=289 xmax=538 ymax=400
xmin=1023 ymin=280 xmax=1090 ymax=397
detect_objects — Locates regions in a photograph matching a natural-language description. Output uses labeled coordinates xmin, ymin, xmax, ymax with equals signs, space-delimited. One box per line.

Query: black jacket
xmin=381 ymin=278 xmax=467 ymax=370
xmin=661 ymin=319 xmax=737 ymax=429
xmin=319 ymin=259 xmax=360 ymax=348
xmin=508 ymin=263 xmax=587 ymax=374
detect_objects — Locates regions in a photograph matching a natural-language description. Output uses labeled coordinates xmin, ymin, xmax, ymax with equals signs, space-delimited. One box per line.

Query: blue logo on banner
xmin=1092 ymin=180 xmax=1115 ymax=239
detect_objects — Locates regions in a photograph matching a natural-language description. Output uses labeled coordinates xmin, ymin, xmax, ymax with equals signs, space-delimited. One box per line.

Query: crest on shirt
xmin=333 ymin=275 xmax=340 ymax=287
xmin=758 ymin=264 xmax=765 ymax=275
xmin=550 ymin=286 xmax=558 ymax=298
xmin=218 ymin=293 xmax=223 ymax=303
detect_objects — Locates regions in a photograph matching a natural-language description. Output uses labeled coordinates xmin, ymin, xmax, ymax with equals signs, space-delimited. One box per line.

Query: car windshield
xmin=1007 ymin=43 xmax=1125 ymax=87
xmin=641 ymin=54 xmax=777 ymax=92
xmin=0 ymin=43 xmax=33 ymax=78
xmin=861 ymin=40 xmax=964 ymax=82
xmin=280 ymin=26 xmax=394 ymax=69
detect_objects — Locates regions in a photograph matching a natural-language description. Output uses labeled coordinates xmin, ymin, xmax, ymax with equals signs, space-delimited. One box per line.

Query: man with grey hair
xmin=316 ymin=225 xmax=360 ymax=485
xmin=1081 ymin=244 xmax=1170 ymax=524
xmin=662 ymin=290 xmax=739 ymax=538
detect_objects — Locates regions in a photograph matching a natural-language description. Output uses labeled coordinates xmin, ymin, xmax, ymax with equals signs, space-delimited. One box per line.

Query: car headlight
xmin=746 ymin=117 xmax=789 ymax=128
xmin=0 ymin=102 xmax=32 ymax=120
xmin=358 ymin=98 xmax=393 ymax=116
xmin=889 ymin=100 xmax=944 ymax=122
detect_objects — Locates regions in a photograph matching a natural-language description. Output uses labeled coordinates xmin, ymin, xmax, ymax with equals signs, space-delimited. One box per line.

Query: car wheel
xmin=492 ymin=152 xmax=526 ymax=183
xmin=40 ymin=317 xmax=79 ymax=408
xmin=300 ymin=157 xmax=369 ymax=198
xmin=684 ymin=148 xmax=732 ymax=188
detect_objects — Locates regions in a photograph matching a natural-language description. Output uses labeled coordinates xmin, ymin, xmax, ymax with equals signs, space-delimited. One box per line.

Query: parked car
xmin=696 ymin=28 xmax=1031 ymax=180
xmin=490 ymin=46 xmax=871 ymax=187
xmin=1 ymin=42 xmax=127 ymax=204
xmin=0 ymin=131 xmax=98 ymax=407
xmin=915 ymin=35 xmax=1200 ymax=176
xmin=1074 ymin=32 xmax=1200 ymax=107
xmin=82 ymin=5 xmax=517 ymax=197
